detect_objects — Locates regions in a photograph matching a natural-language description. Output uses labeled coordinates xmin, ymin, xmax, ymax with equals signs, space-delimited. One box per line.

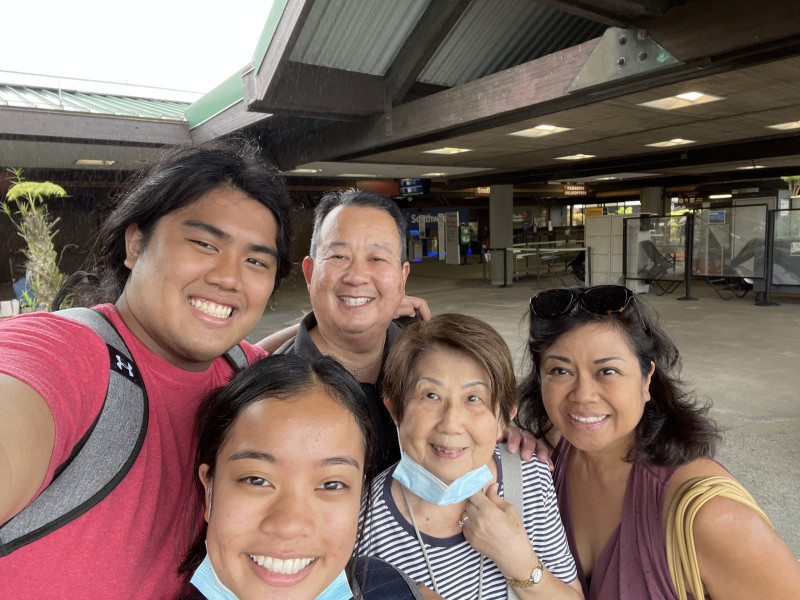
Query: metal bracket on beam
xmin=568 ymin=27 xmax=682 ymax=93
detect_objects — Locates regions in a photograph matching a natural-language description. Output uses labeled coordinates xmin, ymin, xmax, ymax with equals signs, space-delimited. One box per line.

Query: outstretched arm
xmin=0 ymin=374 xmax=55 ymax=525
xmin=255 ymin=324 xmax=299 ymax=353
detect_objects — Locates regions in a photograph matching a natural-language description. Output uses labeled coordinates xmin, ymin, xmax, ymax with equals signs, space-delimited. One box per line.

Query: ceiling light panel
xmin=766 ymin=121 xmax=800 ymax=130
xmin=645 ymin=138 xmax=696 ymax=148
xmin=75 ymin=159 xmax=115 ymax=166
xmin=638 ymin=92 xmax=725 ymax=111
xmin=555 ymin=153 xmax=595 ymax=160
xmin=285 ymin=168 xmax=322 ymax=174
xmin=423 ymin=147 xmax=473 ymax=155
xmin=509 ymin=124 xmax=572 ymax=138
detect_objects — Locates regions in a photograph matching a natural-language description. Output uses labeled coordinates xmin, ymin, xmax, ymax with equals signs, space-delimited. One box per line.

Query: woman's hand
xmin=500 ymin=424 xmax=554 ymax=470
xmin=462 ymin=484 xmax=585 ymax=598
xmin=460 ymin=483 xmax=538 ymax=582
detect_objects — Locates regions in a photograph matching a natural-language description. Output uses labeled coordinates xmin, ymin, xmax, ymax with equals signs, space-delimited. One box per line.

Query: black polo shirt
xmin=274 ymin=311 xmax=402 ymax=474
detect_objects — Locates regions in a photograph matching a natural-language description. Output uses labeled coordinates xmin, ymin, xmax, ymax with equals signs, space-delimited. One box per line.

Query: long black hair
xmin=518 ymin=286 xmax=720 ymax=465
xmin=88 ymin=138 xmax=292 ymax=303
xmin=178 ymin=353 xmax=376 ymax=584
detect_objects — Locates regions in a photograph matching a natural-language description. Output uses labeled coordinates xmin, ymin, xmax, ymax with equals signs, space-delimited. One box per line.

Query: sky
xmin=0 ymin=1 xmax=275 ymax=98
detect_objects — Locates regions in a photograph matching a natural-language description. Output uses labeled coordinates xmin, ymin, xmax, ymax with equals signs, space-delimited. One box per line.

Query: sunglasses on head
xmin=529 ymin=285 xmax=635 ymax=317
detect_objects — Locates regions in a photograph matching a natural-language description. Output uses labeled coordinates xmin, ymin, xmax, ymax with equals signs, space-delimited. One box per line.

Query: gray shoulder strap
xmin=498 ymin=443 xmax=524 ymax=600
xmin=223 ymin=342 xmax=249 ymax=371
xmin=0 ymin=307 xmax=148 ymax=556
xmin=499 ymin=442 xmax=524 ymax=514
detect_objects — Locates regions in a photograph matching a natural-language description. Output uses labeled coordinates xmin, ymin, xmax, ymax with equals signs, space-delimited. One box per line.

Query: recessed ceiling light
xmin=596 ymin=176 xmax=618 ymax=181
xmin=766 ymin=121 xmax=800 ymax=130
xmin=676 ymin=92 xmax=704 ymax=101
xmin=338 ymin=173 xmax=378 ymax=178
xmin=423 ymin=147 xmax=472 ymax=155
xmin=736 ymin=165 xmax=765 ymax=170
xmin=708 ymin=193 xmax=732 ymax=199
xmin=638 ymin=92 xmax=725 ymax=111
xmin=645 ymin=138 xmax=696 ymax=148
xmin=509 ymin=124 xmax=572 ymax=138
xmin=285 ymin=168 xmax=322 ymax=174
xmin=421 ymin=172 xmax=447 ymax=177
xmin=75 ymin=159 xmax=115 ymax=166
xmin=555 ymin=153 xmax=595 ymax=160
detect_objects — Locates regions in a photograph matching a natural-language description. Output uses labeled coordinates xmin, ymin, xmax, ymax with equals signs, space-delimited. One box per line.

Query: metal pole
xmin=756 ymin=209 xmax=779 ymax=306
xmin=502 ymin=247 xmax=509 ymax=287
xmin=678 ymin=211 xmax=698 ymax=301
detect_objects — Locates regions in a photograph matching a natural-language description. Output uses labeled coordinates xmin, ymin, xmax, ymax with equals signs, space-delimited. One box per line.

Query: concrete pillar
xmin=640 ymin=186 xmax=665 ymax=215
xmin=489 ymin=184 xmax=514 ymax=285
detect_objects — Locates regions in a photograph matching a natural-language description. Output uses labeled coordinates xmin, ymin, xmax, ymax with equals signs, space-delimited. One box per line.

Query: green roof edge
xmin=186 ymin=0 xmax=289 ymax=130
xmin=253 ymin=0 xmax=290 ymax=69
xmin=185 ymin=71 xmax=245 ymax=128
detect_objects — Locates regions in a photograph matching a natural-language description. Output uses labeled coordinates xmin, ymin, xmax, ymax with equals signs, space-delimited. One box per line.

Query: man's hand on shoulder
xmin=394 ymin=295 xmax=431 ymax=321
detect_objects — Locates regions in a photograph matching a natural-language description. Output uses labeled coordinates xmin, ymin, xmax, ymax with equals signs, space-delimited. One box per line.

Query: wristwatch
xmin=505 ymin=560 xmax=544 ymax=588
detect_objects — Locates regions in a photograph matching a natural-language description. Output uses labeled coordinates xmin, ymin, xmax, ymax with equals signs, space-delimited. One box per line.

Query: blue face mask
xmin=189 ymin=554 xmax=238 ymax=600
xmin=316 ymin=569 xmax=353 ymax=600
xmin=190 ymin=553 xmax=353 ymax=600
xmin=392 ymin=450 xmax=493 ymax=505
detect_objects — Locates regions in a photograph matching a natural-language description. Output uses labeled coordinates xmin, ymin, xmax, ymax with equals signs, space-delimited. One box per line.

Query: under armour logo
xmin=115 ymin=355 xmax=135 ymax=378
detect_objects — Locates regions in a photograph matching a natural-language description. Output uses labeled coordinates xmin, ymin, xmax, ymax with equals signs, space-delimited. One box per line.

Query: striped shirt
xmin=361 ymin=447 xmax=578 ymax=600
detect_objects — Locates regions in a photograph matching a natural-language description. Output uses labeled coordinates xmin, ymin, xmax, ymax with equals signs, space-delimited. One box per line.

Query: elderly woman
xmin=518 ymin=285 xmax=800 ymax=599
xmin=362 ymin=314 xmax=583 ymax=599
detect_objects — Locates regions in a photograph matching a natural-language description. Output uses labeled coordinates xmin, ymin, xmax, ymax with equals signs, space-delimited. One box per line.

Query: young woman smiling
xmin=179 ymin=354 xmax=442 ymax=600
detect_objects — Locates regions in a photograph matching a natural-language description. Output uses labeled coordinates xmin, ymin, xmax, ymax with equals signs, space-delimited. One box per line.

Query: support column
xmin=489 ymin=184 xmax=514 ymax=286
xmin=640 ymin=186 xmax=665 ymax=216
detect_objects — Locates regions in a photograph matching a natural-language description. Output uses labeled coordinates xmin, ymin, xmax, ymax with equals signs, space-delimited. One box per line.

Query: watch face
xmin=532 ymin=564 xmax=544 ymax=584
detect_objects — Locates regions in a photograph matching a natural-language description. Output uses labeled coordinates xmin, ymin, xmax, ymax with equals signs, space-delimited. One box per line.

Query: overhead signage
xmin=475 ymin=186 xmax=491 ymax=196
xmin=564 ymin=184 xmax=588 ymax=196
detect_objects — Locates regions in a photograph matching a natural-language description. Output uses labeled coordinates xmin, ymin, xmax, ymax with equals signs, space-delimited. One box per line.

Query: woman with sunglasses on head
xmin=178 ymin=353 xmax=442 ymax=600
xmin=362 ymin=314 xmax=583 ymax=600
xmin=519 ymin=285 xmax=800 ymax=600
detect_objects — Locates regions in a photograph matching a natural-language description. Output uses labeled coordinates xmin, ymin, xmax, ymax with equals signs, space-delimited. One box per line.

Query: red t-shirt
xmin=0 ymin=305 xmax=265 ymax=599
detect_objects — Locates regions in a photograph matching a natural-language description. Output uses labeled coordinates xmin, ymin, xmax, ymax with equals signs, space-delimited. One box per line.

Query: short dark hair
xmin=179 ymin=353 xmax=376 ymax=579
xmin=517 ymin=286 xmax=720 ymax=466
xmin=309 ymin=189 xmax=407 ymax=262
xmin=383 ymin=313 xmax=517 ymax=427
xmin=90 ymin=138 xmax=292 ymax=303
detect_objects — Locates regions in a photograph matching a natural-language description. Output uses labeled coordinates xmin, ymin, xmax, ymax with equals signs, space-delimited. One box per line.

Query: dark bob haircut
xmin=517 ymin=286 xmax=719 ymax=466
xmin=90 ymin=138 xmax=292 ymax=303
xmin=383 ymin=313 xmax=517 ymax=427
xmin=179 ymin=353 xmax=376 ymax=579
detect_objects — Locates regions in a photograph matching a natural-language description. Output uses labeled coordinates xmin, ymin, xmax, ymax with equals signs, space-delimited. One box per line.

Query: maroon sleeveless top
xmin=552 ymin=438 xmax=704 ymax=600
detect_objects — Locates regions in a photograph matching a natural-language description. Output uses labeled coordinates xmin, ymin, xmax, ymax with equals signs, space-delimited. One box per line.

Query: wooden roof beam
xmin=270 ymin=37 xmax=601 ymax=168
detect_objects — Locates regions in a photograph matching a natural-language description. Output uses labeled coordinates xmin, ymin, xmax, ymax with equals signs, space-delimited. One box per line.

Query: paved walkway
xmin=248 ymin=258 xmax=800 ymax=558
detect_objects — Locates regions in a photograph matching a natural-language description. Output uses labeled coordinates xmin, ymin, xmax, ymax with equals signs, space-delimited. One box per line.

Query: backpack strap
xmin=0 ymin=308 xmax=148 ymax=556
xmin=498 ymin=443 xmax=524 ymax=600
xmin=222 ymin=342 xmax=249 ymax=372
